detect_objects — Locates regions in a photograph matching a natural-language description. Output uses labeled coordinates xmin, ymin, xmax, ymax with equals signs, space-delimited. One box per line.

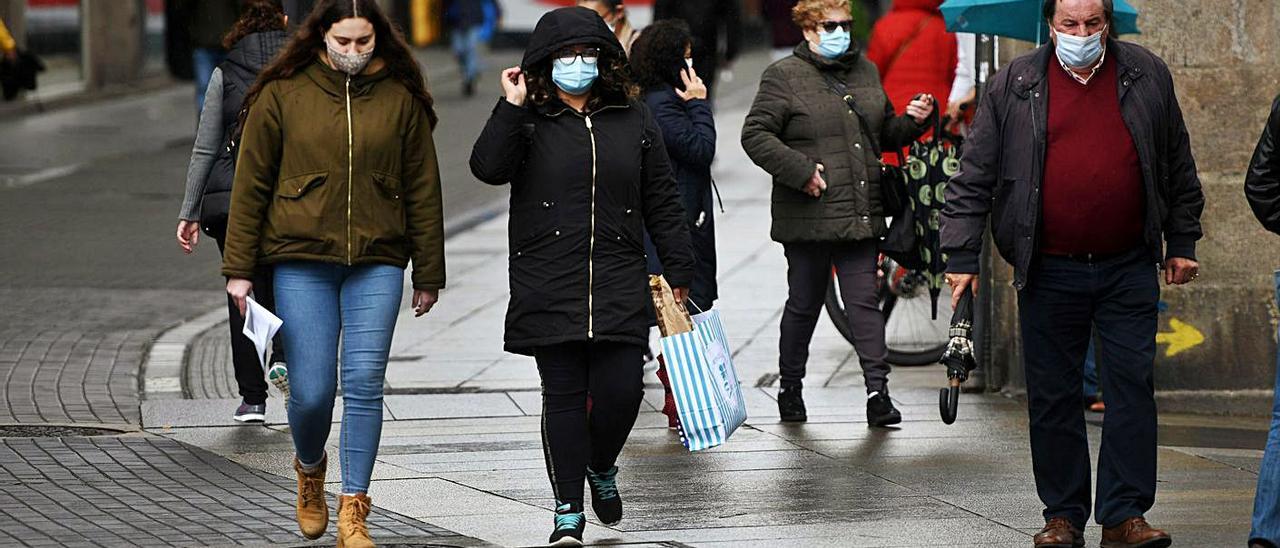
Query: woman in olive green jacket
xmin=741 ymin=0 xmax=933 ymax=428
xmin=221 ymin=1 xmax=444 ymax=545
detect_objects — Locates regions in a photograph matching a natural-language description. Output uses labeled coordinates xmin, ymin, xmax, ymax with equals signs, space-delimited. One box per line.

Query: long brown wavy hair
xmin=238 ymin=0 xmax=438 ymax=130
xmin=221 ymin=0 xmax=286 ymax=50
xmin=526 ymin=48 xmax=637 ymax=111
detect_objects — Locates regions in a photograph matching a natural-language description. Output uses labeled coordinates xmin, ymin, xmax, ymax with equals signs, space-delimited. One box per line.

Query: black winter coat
xmin=1246 ymin=96 xmax=1280 ymax=234
xmin=470 ymin=7 xmax=694 ymax=355
xmin=202 ymin=31 xmax=287 ymax=230
xmin=940 ymin=41 xmax=1205 ymax=289
xmin=643 ymin=88 xmax=718 ymax=309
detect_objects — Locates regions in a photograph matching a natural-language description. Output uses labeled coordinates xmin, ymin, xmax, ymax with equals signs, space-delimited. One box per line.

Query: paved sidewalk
xmin=153 ymin=67 xmax=1263 ymax=547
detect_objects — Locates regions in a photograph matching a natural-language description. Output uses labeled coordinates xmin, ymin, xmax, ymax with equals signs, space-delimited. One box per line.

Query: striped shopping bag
xmin=660 ymin=309 xmax=749 ymax=452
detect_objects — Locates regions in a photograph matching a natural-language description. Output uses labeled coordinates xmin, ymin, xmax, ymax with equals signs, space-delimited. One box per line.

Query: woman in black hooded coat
xmin=470 ymin=7 xmax=694 ymax=546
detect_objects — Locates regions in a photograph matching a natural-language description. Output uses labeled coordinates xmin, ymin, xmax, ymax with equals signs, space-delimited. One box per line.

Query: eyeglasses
xmin=819 ymin=20 xmax=853 ymax=33
xmin=555 ymin=47 xmax=601 ymax=65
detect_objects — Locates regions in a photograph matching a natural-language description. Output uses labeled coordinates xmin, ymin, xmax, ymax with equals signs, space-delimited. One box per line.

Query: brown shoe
xmin=337 ymin=493 xmax=375 ymax=548
xmin=1101 ymin=516 xmax=1171 ymax=548
xmin=1034 ymin=517 xmax=1084 ymax=547
xmin=294 ymin=455 xmax=329 ymax=540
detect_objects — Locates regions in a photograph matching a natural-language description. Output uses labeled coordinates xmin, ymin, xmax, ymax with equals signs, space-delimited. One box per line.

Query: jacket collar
xmin=793 ymin=41 xmax=862 ymax=72
xmin=303 ymin=58 xmax=392 ymax=99
xmin=1012 ymin=38 xmax=1146 ymax=98
xmin=533 ymin=93 xmax=632 ymax=117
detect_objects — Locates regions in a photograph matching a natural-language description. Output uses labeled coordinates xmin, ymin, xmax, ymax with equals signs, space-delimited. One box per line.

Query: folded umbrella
xmin=940 ymin=0 xmax=1140 ymax=44
xmin=939 ymin=288 xmax=978 ymax=424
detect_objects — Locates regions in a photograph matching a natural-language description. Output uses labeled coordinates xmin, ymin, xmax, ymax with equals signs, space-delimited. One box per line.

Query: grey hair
xmin=1042 ymin=0 xmax=1117 ymax=37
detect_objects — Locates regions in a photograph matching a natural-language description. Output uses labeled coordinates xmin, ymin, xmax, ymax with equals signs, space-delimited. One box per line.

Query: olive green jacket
xmin=221 ymin=60 xmax=445 ymax=290
xmin=742 ymin=43 xmax=925 ymax=243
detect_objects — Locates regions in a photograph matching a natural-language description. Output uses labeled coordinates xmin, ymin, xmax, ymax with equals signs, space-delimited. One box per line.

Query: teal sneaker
xmin=268 ymin=362 xmax=289 ymax=407
xmin=548 ymin=502 xmax=584 ymax=546
xmin=586 ymin=466 xmax=622 ymax=525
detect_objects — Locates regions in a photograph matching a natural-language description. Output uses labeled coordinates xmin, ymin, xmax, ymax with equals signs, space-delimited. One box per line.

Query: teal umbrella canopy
xmin=940 ymin=0 xmax=1140 ymax=43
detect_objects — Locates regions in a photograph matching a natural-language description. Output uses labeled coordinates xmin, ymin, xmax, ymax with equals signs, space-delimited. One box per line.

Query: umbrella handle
xmin=939 ymin=378 xmax=961 ymax=425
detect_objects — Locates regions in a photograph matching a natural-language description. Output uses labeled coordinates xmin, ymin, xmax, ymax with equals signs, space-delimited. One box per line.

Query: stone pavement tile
xmin=141 ymin=397 xmax=353 ymax=428
xmin=380 ymin=414 xmax=543 ymax=436
xmin=0 ymin=435 xmax=481 ymax=547
xmin=626 ymin=518 xmax=1027 ymax=546
xmin=369 ymin=477 xmax=545 ymax=518
xmin=385 ymin=358 xmax=496 ymax=390
xmin=428 ymin=510 xmax=647 ymax=547
xmin=384 ymin=393 xmax=525 ymax=420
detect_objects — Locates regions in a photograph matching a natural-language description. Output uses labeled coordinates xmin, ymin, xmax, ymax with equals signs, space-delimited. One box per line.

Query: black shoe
xmin=586 ymin=466 xmax=622 ymax=525
xmin=463 ymin=78 xmax=475 ymax=97
xmin=548 ymin=502 xmax=585 ymax=546
xmin=778 ymin=386 xmax=807 ymax=422
xmin=867 ymin=390 xmax=901 ymax=427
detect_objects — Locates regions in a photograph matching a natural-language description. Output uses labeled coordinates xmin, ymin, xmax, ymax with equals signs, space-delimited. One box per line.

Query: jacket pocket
xmin=369 ymin=171 xmax=407 ymax=243
xmin=278 ymin=171 xmax=327 ymax=199
xmin=510 ymin=200 xmax=559 ymax=256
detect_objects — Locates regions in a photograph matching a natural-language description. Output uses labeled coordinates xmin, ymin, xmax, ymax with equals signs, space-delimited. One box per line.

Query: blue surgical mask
xmin=817 ymin=28 xmax=851 ymax=59
xmin=552 ymin=57 xmax=598 ymax=96
xmin=1054 ymin=26 xmax=1106 ymax=69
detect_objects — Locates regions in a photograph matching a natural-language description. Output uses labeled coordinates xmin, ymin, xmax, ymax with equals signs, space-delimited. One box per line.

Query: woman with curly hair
xmin=741 ymin=0 xmax=935 ymax=427
xmin=175 ymin=0 xmax=290 ymax=425
xmin=470 ymin=7 xmax=693 ymax=546
xmin=629 ymin=19 xmax=717 ymax=427
xmin=221 ymin=0 xmax=445 ymax=545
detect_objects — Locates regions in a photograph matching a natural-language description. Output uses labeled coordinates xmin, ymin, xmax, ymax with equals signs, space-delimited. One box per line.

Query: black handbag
xmin=818 ymin=72 xmax=916 ymax=265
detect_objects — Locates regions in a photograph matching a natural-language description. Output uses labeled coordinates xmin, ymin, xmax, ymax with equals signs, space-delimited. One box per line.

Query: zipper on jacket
xmin=344 ymin=76 xmax=354 ymax=265
xmin=585 ymin=114 xmax=597 ymax=339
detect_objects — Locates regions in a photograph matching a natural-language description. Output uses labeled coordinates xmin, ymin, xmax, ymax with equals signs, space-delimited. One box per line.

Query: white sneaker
xmin=268 ymin=362 xmax=289 ymax=407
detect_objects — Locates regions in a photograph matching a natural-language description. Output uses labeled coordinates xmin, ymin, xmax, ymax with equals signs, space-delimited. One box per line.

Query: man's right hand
xmin=945 ymin=273 xmax=980 ymax=308
xmin=803 ymin=164 xmax=827 ymax=198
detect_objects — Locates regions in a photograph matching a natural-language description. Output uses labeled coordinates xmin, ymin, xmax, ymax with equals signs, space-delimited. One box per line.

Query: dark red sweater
xmin=1040 ymin=56 xmax=1145 ymax=256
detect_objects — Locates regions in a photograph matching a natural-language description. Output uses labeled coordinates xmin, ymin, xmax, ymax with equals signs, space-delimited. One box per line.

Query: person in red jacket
xmin=867 ymin=0 xmax=956 ymax=136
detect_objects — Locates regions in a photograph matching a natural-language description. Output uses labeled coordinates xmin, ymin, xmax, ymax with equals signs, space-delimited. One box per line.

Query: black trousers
xmin=778 ymin=240 xmax=890 ymax=393
xmin=1019 ymin=249 xmax=1159 ymax=529
xmin=213 ymin=233 xmax=282 ymax=405
xmin=535 ymin=341 xmax=645 ymax=508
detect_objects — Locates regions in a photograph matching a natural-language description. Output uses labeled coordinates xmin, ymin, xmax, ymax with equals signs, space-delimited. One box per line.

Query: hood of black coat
xmin=226 ymin=31 xmax=288 ymax=73
xmin=521 ymin=7 xmax=623 ymax=69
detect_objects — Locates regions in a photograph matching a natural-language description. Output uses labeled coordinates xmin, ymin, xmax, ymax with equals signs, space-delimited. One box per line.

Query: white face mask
xmin=326 ymin=37 xmax=374 ymax=75
xmin=685 ymin=58 xmax=694 ymax=71
xmin=1053 ymin=25 xmax=1106 ymax=69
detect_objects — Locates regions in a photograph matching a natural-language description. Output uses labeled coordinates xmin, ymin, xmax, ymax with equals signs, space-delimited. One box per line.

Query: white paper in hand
xmin=242 ymin=296 xmax=283 ymax=372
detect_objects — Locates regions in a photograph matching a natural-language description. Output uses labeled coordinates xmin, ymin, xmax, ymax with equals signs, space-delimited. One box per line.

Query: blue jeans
xmin=274 ymin=262 xmax=403 ymax=494
xmin=1083 ymin=337 xmax=1099 ymax=399
xmin=192 ymin=47 xmax=226 ymax=113
xmin=1250 ymin=271 xmax=1280 ymax=547
xmin=450 ymin=25 xmax=483 ymax=83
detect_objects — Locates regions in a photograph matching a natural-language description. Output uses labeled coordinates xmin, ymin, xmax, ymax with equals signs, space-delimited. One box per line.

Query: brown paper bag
xmin=649 ymin=275 xmax=693 ymax=337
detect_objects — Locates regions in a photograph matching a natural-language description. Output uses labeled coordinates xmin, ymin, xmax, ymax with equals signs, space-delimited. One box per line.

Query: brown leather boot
xmin=1034 ymin=517 xmax=1084 ymax=547
xmin=1101 ymin=516 xmax=1171 ymax=548
xmin=337 ymin=493 xmax=375 ymax=548
xmin=294 ymin=455 xmax=328 ymax=540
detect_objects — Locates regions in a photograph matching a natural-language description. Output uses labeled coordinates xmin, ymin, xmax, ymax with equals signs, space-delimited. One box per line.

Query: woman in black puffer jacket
xmin=469 ymin=7 xmax=693 ymax=546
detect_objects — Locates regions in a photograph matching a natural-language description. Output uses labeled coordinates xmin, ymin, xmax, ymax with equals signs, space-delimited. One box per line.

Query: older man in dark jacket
xmin=940 ymin=0 xmax=1203 ymax=546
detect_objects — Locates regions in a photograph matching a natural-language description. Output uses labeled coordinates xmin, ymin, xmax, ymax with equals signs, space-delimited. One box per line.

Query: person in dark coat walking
xmin=741 ymin=0 xmax=933 ymax=428
xmin=940 ymin=1 xmax=1203 ymax=545
xmin=1246 ymin=94 xmax=1280 ymax=548
xmin=175 ymin=0 xmax=290 ymax=424
xmin=181 ymin=0 xmax=242 ymax=112
xmin=630 ymin=19 xmax=717 ymax=428
xmin=654 ymin=0 xmax=742 ymax=101
xmin=469 ymin=7 xmax=694 ymax=546
xmin=445 ymin=0 xmax=500 ymax=96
